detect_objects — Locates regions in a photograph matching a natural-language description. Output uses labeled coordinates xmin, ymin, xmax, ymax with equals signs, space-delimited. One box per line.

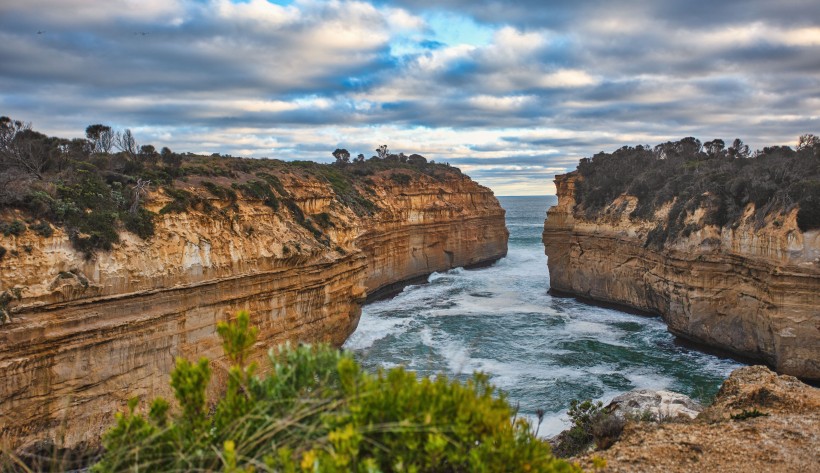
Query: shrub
xmin=121 ymin=208 xmax=156 ymax=240
xmin=730 ymin=408 xmax=769 ymax=420
xmin=29 ymin=220 xmax=53 ymax=238
xmin=201 ymin=181 xmax=238 ymax=202
xmin=93 ymin=313 xmax=578 ymax=473
xmin=0 ymin=219 xmax=26 ymax=237
xmin=390 ymin=172 xmax=412 ymax=185
xmin=551 ymin=399 xmax=625 ymax=457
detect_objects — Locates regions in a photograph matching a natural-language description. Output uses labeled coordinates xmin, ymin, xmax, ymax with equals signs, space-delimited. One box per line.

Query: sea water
xmin=343 ymin=195 xmax=743 ymax=436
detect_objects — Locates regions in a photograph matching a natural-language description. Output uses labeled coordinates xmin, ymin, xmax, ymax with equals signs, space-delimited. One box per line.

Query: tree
xmin=115 ymin=129 xmax=138 ymax=157
xmin=728 ymin=138 xmax=750 ymax=159
xmin=331 ymin=148 xmax=350 ymax=164
xmin=139 ymin=144 xmax=158 ymax=164
xmin=704 ymin=139 xmax=725 ymax=158
xmin=408 ymin=153 xmax=427 ymax=166
xmin=376 ymin=144 xmax=389 ymax=159
xmin=0 ymin=117 xmax=52 ymax=180
xmin=161 ymin=146 xmax=181 ymax=169
xmin=86 ymin=124 xmax=114 ymax=153
xmin=354 ymin=153 xmax=365 ymax=163
xmin=797 ymin=134 xmax=819 ymax=151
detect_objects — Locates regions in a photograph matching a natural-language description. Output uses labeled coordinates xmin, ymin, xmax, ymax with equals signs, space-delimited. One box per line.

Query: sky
xmin=1 ymin=1 xmax=819 ymax=195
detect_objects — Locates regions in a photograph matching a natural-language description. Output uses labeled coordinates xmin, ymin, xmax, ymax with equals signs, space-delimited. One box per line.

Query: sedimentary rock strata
xmin=0 ymin=167 xmax=507 ymax=451
xmin=543 ymin=172 xmax=820 ymax=380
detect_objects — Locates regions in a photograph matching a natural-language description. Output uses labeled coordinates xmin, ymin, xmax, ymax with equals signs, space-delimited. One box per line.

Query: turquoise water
xmin=344 ymin=196 xmax=743 ymax=436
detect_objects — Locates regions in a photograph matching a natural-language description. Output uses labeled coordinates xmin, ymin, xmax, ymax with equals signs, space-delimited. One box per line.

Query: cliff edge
xmin=0 ymin=157 xmax=508 ymax=452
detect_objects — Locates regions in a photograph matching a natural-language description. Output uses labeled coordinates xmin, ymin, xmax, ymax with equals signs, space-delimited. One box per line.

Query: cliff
xmin=543 ymin=171 xmax=820 ymax=380
xmin=0 ymin=162 xmax=507 ymax=452
xmin=576 ymin=365 xmax=820 ymax=472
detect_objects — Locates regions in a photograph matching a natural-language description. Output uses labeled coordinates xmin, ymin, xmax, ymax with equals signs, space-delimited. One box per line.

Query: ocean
xmin=343 ymin=195 xmax=743 ymax=436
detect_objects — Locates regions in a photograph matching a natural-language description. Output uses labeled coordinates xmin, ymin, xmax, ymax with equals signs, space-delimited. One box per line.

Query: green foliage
xmin=202 ymin=180 xmax=238 ymax=202
xmin=0 ymin=219 xmax=26 ymax=237
xmin=389 ymin=172 xmax=412 ymax=185
xmin=0 ymin=288 xmax=22 ymax=323
xmin=730 ymin=408 xmax=769 ymax=420
xmin=94 ymin=314 xmax=578 ymax=473
xmin=28 ymin=220 xmax=53 ymax=238
xmin=121 ymin=207 xmax=156 ymax=240
xmin=551 ymin=399 xmax=625 ymax=458
xmin=232 ymin=180 xmax=279 ymax=210
xmin=160 ymin=186 xmax=217 ymax=215
xmin=573 ymin=137 xmax=820 ymax=247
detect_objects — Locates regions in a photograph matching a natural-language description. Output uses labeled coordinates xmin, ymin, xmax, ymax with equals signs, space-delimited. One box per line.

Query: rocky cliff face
xmin=0 ymin=168 xmax=507 ymax=452
xmin=543 ymin=172 xmax=820 ymax=380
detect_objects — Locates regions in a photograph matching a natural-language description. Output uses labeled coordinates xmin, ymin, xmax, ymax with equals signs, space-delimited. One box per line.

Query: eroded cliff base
xmin=576 ymin=366 xmax=820 ymax=473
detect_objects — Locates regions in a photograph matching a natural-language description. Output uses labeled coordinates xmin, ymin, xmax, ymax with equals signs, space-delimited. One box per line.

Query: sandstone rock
xmin=608 ymin=389 xmax=702 ymax=421
xmin=576 ymin=366 xmax=820 ymax=473
xmin=0 ymin=169 xmax=508 ymax=452
xmin=543 ymin=172 xmax=820 ymax=380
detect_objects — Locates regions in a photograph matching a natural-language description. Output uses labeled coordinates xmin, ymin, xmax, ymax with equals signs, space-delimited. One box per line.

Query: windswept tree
xmin=354 ymin=153 xmax=365 ymax=163
xmin=376 ymin=144 xmax=389 ymax=159
xmin=332 ymin=148 xmax=350 ymax=164
xmin=86 ymin=124 xmax=114 ymax=153
xmin=115 ymin=129 xmax=139 ymax=157
xmin=0 ymin=117 xmax=53 ymax=180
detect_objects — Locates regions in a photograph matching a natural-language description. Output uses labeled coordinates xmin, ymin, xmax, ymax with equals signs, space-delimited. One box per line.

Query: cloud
xmin=1 ymin=0 xmax=819 ymax=196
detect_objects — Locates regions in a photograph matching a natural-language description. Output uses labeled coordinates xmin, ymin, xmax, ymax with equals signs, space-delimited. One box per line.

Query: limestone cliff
xmin=0 ymin=165 xmax=507 ymax=452
xmin=543 ymin=172 xmax=820 ymax=380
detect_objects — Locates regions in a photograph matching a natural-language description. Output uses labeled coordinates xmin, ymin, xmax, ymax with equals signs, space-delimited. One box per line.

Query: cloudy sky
xmin=1 ymin=0 xmax=819 ymax=194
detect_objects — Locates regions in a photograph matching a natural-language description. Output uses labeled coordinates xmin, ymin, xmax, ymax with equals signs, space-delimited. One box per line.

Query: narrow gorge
xmin=543 ymin=171 xmax=820 ymax=381
xmin=0 ymin=161 xmax=508 ymax=452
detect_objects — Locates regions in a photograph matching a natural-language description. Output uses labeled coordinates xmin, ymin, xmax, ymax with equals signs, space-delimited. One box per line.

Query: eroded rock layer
xmin=577 ymin=365 xmax=820 ymax=472
xmin=543 ymin=172 xmax=820 ymax=380
xmin=0 ymin=170 xmax=507 ymax=451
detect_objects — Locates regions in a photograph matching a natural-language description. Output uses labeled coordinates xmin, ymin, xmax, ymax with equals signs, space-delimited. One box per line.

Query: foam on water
xmin=344 ymin=196 xmax=744 ymax=436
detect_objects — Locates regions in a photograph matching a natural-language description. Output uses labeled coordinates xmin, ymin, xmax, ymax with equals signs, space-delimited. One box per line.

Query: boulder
xmin=608 ymin=389 xmax=702 ymax=421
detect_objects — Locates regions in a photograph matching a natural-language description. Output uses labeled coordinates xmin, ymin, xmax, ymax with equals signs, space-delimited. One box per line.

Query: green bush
xmin=390 ymin=173 xmax=412 ymax=185
xmin=0 ymin=219 xmax=26 ymax=237
xmin=28 ymin=220 xmax=54 ymax=238
xmin=551 ymin=399 xmax=624 ymax=458
xmin=93 ymin=313 xmax=579 ymax=473
xmin=122 ymin=208 xmax=156 ymax=240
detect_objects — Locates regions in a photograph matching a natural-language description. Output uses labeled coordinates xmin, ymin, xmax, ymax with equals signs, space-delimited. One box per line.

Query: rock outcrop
xmin=0 ymin=166 xmax=507 ymax=452
xmin=577 ymin=365 xmax=820 ymax=472
xmin=543 ymin=172 xmax=820 ymax=380
xmin=608 ymin=389 xmax=702 ymax=421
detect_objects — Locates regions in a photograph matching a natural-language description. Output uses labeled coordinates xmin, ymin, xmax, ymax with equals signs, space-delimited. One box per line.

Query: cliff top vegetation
xmin=571 ymin=135 xmax=820 ymax=248
xmin=0 ymin=116 xmax=464 ymax=257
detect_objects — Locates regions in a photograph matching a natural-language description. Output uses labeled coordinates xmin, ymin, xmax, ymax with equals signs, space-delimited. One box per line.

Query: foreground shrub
xmin=551 ymin=400 xmax=625 ymax=458
xmin=94 ymin=312 xmax=579 ymax=473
